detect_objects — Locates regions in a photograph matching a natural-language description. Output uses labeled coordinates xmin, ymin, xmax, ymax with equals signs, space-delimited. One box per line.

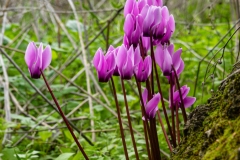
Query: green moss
xmin=172 ymin=73 xmax=240 ymax=159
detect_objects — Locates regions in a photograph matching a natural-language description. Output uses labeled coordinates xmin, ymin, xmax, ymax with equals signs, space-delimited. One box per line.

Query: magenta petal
xmin=124 ymin=14 xmax=134 ymax=39
xmin=162 ymin=48 xmax=172 ymax=76
xmin=145 ymin=93 xmax=160 ymax=118
xmin=183 ymin=97 xmax=196 ymax=108
xmin=122 ymin=55 xmax=134 ymax=79
xmin=161 ymin=6 xmax=169 ymax=24
xmin=137 ymin=0 xmax=146 ymax=12
xmin=135 ymin=59 xmax=143 ymax=81
xmin=25 ymin=42 xmax=37 ymax=67
xmin=142 ymin=88 xmax=148 ymax=106
xmin=93 ymin=48 xmax=103 ymax=69
xmin=147 ymin=0 xmax=153 ymax=5
xmin=140 ymin=4 xmax=149 ymax=19
xmin=167 ymin=44 xmax=174 ymax=56
xmin=172 ymin=48 xmax=182 ymax=70
xmin=146 ymin=56 xmax=152 ymax=78
xmin=155 ymin=44 xmax=164 ymax=69
xmin=161 ymin=15 xmax=175 ymax=43
xmin=143 ymin=6 xmax=154 ymax=36
xmin=41 ymin=45 xmax=52 ymax=70
xmin=176 ymin=59 xmax=184 ymax=76
xmin=107 ymin=45 xmax=115 ymax=52
xmin=153 ymin=7 xmax=161 ymax=26
xmin=106 ymin=52 xmax=116 ymax=72
xmin=142 ymin=36 xmax=150 ymax=52
xmin=123 ymin=34 xmax=130 ymax=49
xmin=155 ymin=0 xmax=163 ymax=6
xmin=134 ymin=45 xmax=141 ymax=67
xmin=174 ymin=85 xmax=189 ymax=102
xmin=124 ymin=0 xmax=135 ymax=17
xmin=30 ymin=54 xmax=41 ymax=79
xmin=116 ymin=45 xmax=127 ymax=69
xmin=148 ymin=104 xmax=159 ymax=119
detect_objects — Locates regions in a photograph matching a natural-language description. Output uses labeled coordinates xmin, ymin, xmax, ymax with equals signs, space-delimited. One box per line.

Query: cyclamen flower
xmin=155 ymin=43 xmax=184 ymax=77
xmin=134 ymin=55 xmax=152 ymax=82
xmin=161 ymin=15 xmax=175 ymax=44
xmin=172 ymin=85 xmax=196 ymax=108
xmin=124 ymin=14 xmax=143 ymax=48
xmin=116 ymin=44 xmax=141 ymax=79
xmin=93 ymin=46 xmax=116 ymax=82
xmin=141 ymin=88 xmax=161 ymax=120
xmin=124 ymin=0 xmax=146 ymax=17
xmin=141 ymin=5 xmax=162 ymax=37
xmin=152 ymin=6 xmax=170 ymax=40
xmin=25 ymin=42 xmax=51 ymax=79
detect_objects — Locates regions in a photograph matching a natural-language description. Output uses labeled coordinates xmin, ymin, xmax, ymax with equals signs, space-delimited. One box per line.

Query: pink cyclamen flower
xmin=116 ymin=44 xmax=141 ymax=79
xmin=134 ymin=55 xmax=152 ymax=82
xmin=124 ymin=0 xmax=146 ymax=17
xmin=124 ymin=14 xmax=143 ymax=48
xmin=172 ymin=85 xmax=196 ymax=108
xmin=155 ymin=43 xmax=184 ymax=77
xmin=141 ymin=5 xmax=162 ymax=37
xmin=93 ymin=46 xmax=116 ymax=82
xmin=25 ymin=42 xmax=51 ymax=79
xmin=161 ymin=15 xmax=175 ymax=44
xmin=141 ymin=88 xmax=161 ymax=120
xmin=152 ymin=6 xmax=169 ymax=40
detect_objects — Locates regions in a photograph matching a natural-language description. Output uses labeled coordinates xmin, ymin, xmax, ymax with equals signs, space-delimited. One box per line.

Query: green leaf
xmin=63 ymin=130 xmax=74 ymax=142
xmin=55 ymin=153 xmax=74 ymax=160
xmin=2 ymin=148 xmax=18 ymax=160
xmin=39 ymin=131 xmax=52 ymax=141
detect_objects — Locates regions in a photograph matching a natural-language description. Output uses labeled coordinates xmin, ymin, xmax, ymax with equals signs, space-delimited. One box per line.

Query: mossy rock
xmin=172 ymin=70 xmax=240 ymax=160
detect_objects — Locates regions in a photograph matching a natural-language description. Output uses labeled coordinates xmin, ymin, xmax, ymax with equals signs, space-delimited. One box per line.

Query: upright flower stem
xmin=150 ymin=36 xmax=174 ymax=145
xmin=40 ymin=70 xmax=89 ymax=160
xmin=134 ymin=77 xmax=152 ymax=160
xmin=150 ymin=36 xmax=155 ymax=94
xmin=170 ymin=74 xmax=177 ymax=148
xmin=172 ymin=65 xmax=187 ymax=123
xmin=146 ymin=79 xmax=160 ymax=159
xmin=120 ymin=78 xmax=139 ymax=160
xmin=110 ymin=78 xmax=129 ymax=160
xmin=176 ymin=103 xmax=180 ymax=144
xmin=150 ymin=118 xmax=161 ymax=160
xmin=157 ymin=111 xmax=173 ymax=152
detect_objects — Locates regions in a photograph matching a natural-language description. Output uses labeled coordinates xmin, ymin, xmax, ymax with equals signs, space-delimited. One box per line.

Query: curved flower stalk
xmin=141 ymin=88 xmax=161 ymax=120
xmin=25 ymin=42 xmax=51 ymax=79
xmin=172 ymin=85 xmax=196 ymax=108
xmin=155 ymin=43 xmax=184 ymax=77
xmin=134 ymin=55 xmax=152 ymax=82
xmin=116 ymin=44 xmax=141 ymax=79
xmin=93 ymin=46 xmax=116 ymax=82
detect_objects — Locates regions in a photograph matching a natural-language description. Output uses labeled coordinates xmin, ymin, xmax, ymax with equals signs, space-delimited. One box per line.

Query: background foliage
xmin=0 ymin=0 xmax=239 ymax=159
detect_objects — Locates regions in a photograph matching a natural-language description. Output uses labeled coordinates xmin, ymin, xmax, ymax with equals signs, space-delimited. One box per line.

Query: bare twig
xmin=67 ymin=0 xmax=95 ymax=142
xmin=0 ymin=4 xmax=11 ymax=144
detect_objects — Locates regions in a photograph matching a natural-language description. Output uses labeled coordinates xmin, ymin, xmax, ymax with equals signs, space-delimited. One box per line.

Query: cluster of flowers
xmin=93 ymin=0 xmax=195 ymax=120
